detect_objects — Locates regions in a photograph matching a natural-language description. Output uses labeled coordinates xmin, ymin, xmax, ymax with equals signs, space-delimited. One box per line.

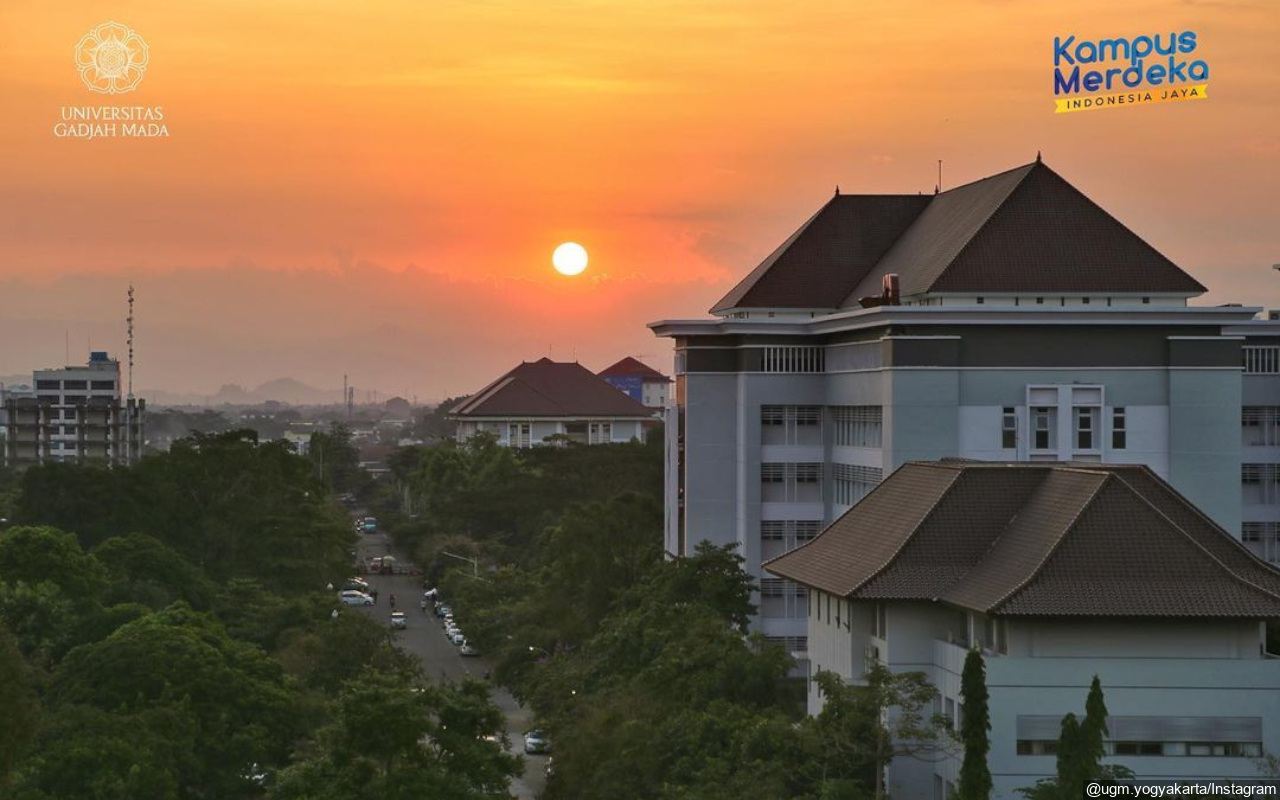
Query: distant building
xmin=3 ymin=352 xmax=145 ymax=467
xmin=384 ymin=396 xmax=412 ymax=417
xmin=598 ymin=357 xmax=671 ymax=409
xmin=451 ymin=358 xmax=655 ymax=447
xmin=766 ymin=460 xmax=1280 ymax=800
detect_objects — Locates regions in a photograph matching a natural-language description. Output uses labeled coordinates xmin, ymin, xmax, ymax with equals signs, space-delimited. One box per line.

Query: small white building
xmin=598 ymin=356 xmax=672 ymax=409
xmin=766 ymin=460 xmax=1280 ymax=800
xmin=451 ymin=358 xmax=656 ymax=448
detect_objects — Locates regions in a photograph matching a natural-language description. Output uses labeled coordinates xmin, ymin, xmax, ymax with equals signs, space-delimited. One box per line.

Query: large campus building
xmin=2 ymin=352 xmax=145 ymax=467
xmin=765 ymin=460 xmax=1280 ymax=799
xmin=649 ymin=157 xmax=1280 ymax=655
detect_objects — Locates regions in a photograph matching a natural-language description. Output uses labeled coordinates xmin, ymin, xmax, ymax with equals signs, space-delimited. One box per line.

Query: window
xmin=1082 ymin=297 xmax=1090 ymax=305
xmin=832 ymin=406 xmax=882 ymax=448
xmin=1112 ymin=408 xmax=1127 ymax=449
xmin=63 ymin=407 xmax=77 ymax=420
xmin=1243 ymin=464 xmax=1280 ymax=505
xmin=761 ymin=520 xmax=820 ymax=558
xmin=63 ymin=380 xmax=87 ymax=390
xmin=1244 ymin=347 xmax=1280 ymax=375
xmin=1242 ymin=522 xmax=1280 ymax=562
xmin=36 ymin=380 xmax=59 ymax=390
xmin=1075 ymin=407 xmax=1097 ymax=450
xmin=588 ymin=422 xmax=612 ymax=444
xmin=761 ymin=463 xmax=823 ymax=503
xmin=1017 ymin=740 xmax=1059 ymax=756
xmin=761 ymin=406 xmax=822 ymax=445
xmin=1035 ymin=297 xmax=1044 ymax=304
xmin=1142 ymin=297 xmax=1150 ymax=304
xmin=91 ymin=380 xmax=115 ymax=391
xmin=1243 ymin=407 xmax=1280 ymax=445
xmin=1001 ymin=407 xmax=1017 ymax=449
xmin=761 ymin=635 xmax=807 ymax=653
xmin=760 ymin=346 xmax=824 ymax=373
xmin=833 ymin=463 xmax=883 ymax=506
xmin=873 ymin=602 xmax=887 ymax=638
xmin=1032 ymin=407 xmax=1056 ymax=450
xmin=508 ymin=422 xmax=532 ymax=448
xmin=976 ymin=297 xmax=984 ymax=304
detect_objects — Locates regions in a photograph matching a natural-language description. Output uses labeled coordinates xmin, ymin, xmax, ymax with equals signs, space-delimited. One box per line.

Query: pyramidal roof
xmin=451 ymin=358 xmax=655 ymax=418
xmin=713 ymin=159 xmax=1205 ymax=313
xmin=598 ymin=356 xmax=670 ymax=382
xmin=764 ymin=461 xmax=1280 ymax=618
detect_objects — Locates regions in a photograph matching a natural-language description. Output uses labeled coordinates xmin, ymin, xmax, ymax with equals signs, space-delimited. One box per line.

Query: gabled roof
xmin=764 ymin=461 xmax=1280 ymax=618
xmin=711 ymin=159 xmax=1205 ymax=313
xmin=450 ymin=358 xmax=655 ymax=418
xmin=598 ymin=357 xmax=671 ymax=382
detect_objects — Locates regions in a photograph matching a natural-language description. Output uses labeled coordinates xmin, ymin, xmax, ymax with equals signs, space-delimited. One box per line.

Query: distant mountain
xmin=207 ymin=378 xmax=343 ymax=406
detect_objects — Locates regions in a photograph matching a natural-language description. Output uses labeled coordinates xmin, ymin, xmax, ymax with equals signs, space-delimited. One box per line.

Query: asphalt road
xmin=352 ymin=527 xmax=547 ymax=799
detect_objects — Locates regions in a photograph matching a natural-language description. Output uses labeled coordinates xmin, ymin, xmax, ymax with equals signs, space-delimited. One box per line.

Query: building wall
xmin=809 ymin=604 xmax=1279 ymax=800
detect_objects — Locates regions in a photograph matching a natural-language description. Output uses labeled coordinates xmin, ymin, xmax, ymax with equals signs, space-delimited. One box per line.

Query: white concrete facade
xmin=804 ymin=592 xmax=1280 ymax=800
xmin=455 ymin=417 xmax=647 ymax=448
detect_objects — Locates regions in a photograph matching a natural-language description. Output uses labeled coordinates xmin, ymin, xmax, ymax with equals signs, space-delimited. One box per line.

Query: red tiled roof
xmin=451 ymin=358 xmax=655 ymax=418
xmin=712 ymin=160 xmax=1205 ymax=312
xmin=765 ymin=461 xmax=1280 ymax=618
xmin=598 ymin=357 xmax=671 ymax=382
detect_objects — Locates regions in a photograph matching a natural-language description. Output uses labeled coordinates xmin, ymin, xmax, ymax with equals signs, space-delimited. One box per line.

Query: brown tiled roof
xmin=711 ymin=160 xmax=1205 ymax=313
xmin=710 ymin=194 xmax=931 ymax=313
xmin=451 ymin=358 xmax=655 ymax=418
xmin=598 ymin=357 xmax=671 ymax=382
xmin=764 ymin=461 xmax=1280 ymax=618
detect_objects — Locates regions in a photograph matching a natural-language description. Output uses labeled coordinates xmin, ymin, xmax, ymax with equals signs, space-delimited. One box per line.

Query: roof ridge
xmin=453 ymin=375 xmax=515 ymax=415
xmin=847 ymin=464 xmax=965 ymax=596
xmin=937 ymin=160 xmax=1038 ymax=195
xmin=987 ymin=468 xmax=1110 ymax=613
xmin=1108 ymin=473 xmax=1280 ymax=604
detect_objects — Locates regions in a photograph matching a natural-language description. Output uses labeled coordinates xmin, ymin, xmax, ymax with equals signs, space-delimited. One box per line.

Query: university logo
xmin=75 ymin=21 xmax=149 ymax=95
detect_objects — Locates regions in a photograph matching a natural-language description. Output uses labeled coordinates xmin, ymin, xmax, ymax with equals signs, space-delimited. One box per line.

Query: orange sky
xmin=1 ymin=0 xmax=1277 ymax=400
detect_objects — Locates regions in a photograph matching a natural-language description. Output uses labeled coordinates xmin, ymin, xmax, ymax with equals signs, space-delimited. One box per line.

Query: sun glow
xmin=552 ymin=242 xmax=588 ymax=276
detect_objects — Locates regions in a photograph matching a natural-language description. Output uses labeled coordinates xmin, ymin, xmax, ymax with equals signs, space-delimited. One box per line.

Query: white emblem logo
xmin=75 ymin=21 xmax=149 ymax=95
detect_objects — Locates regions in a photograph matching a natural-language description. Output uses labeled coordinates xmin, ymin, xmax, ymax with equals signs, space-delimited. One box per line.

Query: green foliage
xmin=269 ymin=672 xmax=520 ymax=800
xmin=1081 ymin=675 xmax=1109 ymax=767
xmin=0 ymin=621 xmax=38 ymax=782
xmin=308 ymin=423 xmax=365 ymax=495
xmin=958 ymin=648 xmax=992 ymax=800
xmin=94 ymin=533 xmax=215 ymax=610
xmin=0 ymin=525 xmax=109 ymax=606
xmin=51 ymin=604 xmax=302 ymax=798
xmin=1018 ymin=678 xmax=1128 ymax=800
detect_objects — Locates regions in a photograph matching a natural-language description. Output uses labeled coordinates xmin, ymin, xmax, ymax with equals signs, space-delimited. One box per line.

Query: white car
xmin=390 ymin=611 xmax=407 ymax=629
xmin=524 ymin=730 xmax=550 ymax=755
xmin=339 ymin=590 xmax=374 ymax=606
xmin=451 ymin=631 xmax=466 ymax=646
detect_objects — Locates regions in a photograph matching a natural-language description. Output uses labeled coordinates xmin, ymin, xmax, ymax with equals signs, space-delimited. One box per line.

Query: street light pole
xmin=441 ymin=551 xmax=479 ymax=578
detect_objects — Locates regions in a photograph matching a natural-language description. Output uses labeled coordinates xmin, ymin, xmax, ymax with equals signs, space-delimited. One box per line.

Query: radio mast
xmin=127 ymin=285 xmax=135 ymax=399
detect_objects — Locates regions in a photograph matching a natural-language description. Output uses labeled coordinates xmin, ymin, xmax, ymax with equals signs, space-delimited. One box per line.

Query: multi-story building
xmin=451 ymin=358 xmax=656 ymax=447
xmin=598 ymin=356 xmax=672 ymax=409
xmin=2 ymin=352 xmax=145 ymax=467
xmin=765 ymin=460 xmax=1280 ymax=800
xmin=649 ymin=157 xmax=1280 ymax=653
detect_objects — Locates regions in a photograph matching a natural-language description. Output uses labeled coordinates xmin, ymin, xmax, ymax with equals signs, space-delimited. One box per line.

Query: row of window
xmin=35 ymin=380 xmax=116 ymax=391
xmin=761 ymin=635 xmax=808 ymax=653
xmin=1242 ymin=464 xmax=1280 ymax=505
xmin=1017 ymin=740 xmax=1263 ymax=758
xmin=1006 ymin=406 xmax=1126 ymax=451
xmin=761 ymin=463 xmax=824 ymax=502
xmin=761 ymin=405 xmax=883 ymax=448
xmin=833 ymin=463 xmax=883 ymax=506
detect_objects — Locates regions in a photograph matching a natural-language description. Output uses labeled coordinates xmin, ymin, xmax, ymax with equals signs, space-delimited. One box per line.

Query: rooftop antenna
xmin=343 ymin=374 xmax=349 ymax=418
xmin=834 ymin=185 xmax=840 ymax=197
xmin=126 ymin=285 xmax=135 ymax=399
xmin=1036 ymin=150 xmax=1042 ymax=163
xmin=937 ymin=159 xmax=943 ymax=193
xmin=65 ymin=329 xmax=70 ymax=365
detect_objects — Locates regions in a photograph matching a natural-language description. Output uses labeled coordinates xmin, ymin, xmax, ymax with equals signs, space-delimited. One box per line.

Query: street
xmin=352 ymin=527 xmax=548 ymax=799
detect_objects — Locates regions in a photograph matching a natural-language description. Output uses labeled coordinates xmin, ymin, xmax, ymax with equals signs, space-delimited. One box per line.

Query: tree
xmin=269 ymin=672 xmax=519 ymax=800
xmin=958 ymin=648 xmax=991 ymax=800
xmin=1080 ymin=675 xmax=1108 ymax=771
xmin=0 ymin=525 xmax=108 ymax=606
xmin=50 ymin=604 xmax=302 ymax=798
xmin=1055 ymin=713 xmax=1086 ymax=800
xmin=0 ymin=621 xmax=37 ymax=782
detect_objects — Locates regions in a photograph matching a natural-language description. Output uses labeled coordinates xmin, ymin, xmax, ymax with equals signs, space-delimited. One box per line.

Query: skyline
xmin=2 ymin=0 xmax=1278 ymax=397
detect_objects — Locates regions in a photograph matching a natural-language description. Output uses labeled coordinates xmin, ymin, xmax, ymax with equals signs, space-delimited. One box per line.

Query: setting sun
xmin=552 ymin=242 xmax=588 ymax=276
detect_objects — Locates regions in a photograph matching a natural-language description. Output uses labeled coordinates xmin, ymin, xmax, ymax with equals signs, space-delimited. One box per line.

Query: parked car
xmin=446 ymin=623 xmax=460 ymax=638
xmin=390 ymin=611 xmax=407 ymax=629
xmin=369 ymin=557 xmax=383 ymax=573
xmin=460 ymin=642 xmax=481 ymax=657
xmin=436 ymin=604 xmax=453 ymax=618
xmin=524 ymin=730 xmax=550 ymax=755
xmin=339 ymin=590 xmax=374 ymax=606
xmin=342 ymin=578 xmax=369 ymax=592
xmin=362 ymin=516 xmax=378 ymax=533
xmin=450 ymin=631 xmax=466 ymax=646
